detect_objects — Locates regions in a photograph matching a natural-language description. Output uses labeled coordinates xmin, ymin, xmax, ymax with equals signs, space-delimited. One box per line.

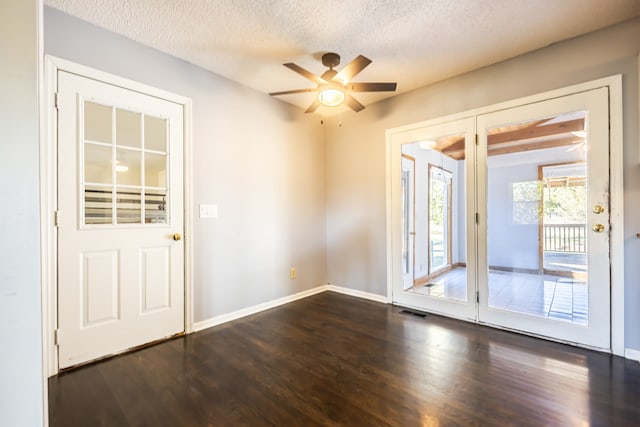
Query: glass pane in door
xmin=84 ymin=185 xmax=113 ymax=225
xmin=401 ymin=169 xmax=410 ymax=275
xmin=81 ymin=102 xmax=171 ymax=228
xmin=402 ymin=134 xmax=467 ymax=302
xmin=429 ymin=165 xmax=452 ymax=273
xmin=486 ymin=112 xmax=588 ymax=324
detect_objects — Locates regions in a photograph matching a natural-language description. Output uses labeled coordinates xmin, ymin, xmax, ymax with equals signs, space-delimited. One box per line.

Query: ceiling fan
xmin=269 ymin=52 xmax=397 ymax=113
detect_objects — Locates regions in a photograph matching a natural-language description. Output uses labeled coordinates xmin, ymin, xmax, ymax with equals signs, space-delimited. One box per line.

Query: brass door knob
xmin=172 ymin=232 xmax=182 ymax=241
xmin=592 ymin=224 xmax=605 ymax=233
xmin=593 ymin=205 xmax=605 ymax=214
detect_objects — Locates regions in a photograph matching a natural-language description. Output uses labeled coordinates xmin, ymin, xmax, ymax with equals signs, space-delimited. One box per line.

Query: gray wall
xmin=326 ymin=18 xmax=640 ymax=350
xmin=44 ymin=7 xmax=327 ymax=323
xmin=0 ymin=0 xmax=45 ymax=425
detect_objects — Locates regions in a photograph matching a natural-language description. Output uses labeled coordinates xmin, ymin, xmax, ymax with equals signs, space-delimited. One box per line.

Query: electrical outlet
xmin=290 ymin=267 xmax=296 ymax=279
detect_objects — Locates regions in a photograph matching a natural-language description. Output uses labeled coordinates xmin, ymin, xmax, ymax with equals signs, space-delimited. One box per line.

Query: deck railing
xmin=543 ymin=223 xmax=586 ymax=253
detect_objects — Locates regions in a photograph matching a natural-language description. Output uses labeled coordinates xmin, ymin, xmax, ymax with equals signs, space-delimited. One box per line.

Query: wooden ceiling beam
xmin=440 ymin=138 xmax=465 ymax=155
xmin=488 ymin=118 xmax=584 ymax=146
xmin=488 ymin=136 xmax=581 ymax=157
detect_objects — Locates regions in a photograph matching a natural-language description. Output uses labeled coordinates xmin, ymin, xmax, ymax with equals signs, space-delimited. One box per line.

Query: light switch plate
xmin=199 ymin=204 xmax=218 ymax=218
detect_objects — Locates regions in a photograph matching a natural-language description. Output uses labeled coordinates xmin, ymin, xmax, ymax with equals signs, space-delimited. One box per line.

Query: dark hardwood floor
xmin=49 ymin=292 xmax=640 ymax=426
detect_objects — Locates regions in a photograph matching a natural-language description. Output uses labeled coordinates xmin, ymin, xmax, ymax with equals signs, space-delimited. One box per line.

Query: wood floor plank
xmin=49 ymin=292 xmax=640 ymax=426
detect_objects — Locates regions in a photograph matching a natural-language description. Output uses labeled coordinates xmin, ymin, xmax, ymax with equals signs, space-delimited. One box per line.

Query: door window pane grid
xmin=82 ymin=99 xmax=169 ymax=226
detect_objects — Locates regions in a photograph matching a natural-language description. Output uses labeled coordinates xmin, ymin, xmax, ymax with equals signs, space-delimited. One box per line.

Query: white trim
xmin=609 ymin=75 xmax=625 ymax=356
xmin=625 ymin=348 xmax=640 ymax=362
xmin=385 ymin=75 xmax=625 ymax=356
xmin=37 ymin=0 xmax=48 ymax=425
xmin=183 ymin=101 xmax=195 ymax=333
xmin=42 ymin=55 xmax=194 ymax=376
xmin=46 ymin=56 xmax=192 ymax=105
xmin=326 ymin=284 xmax=390 ymax=304
xmin=386 ymin=75 xmax=624 ymax=137
xmin=385 ymin=136 xmax=394 ymax=302
xmin=42 ymin=50 xmax=59 ymax=379
xmin=193 ymin=285 xmax=329 ymax=332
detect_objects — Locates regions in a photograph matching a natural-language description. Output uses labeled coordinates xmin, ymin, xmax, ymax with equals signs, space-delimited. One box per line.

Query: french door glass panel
xmin=477 ymin=88 xmax=610 ymax=350
xmin=401 ymin=155 xmax=415 ymax=291
xmin=392 ymin=118 xmax=475 ymax=320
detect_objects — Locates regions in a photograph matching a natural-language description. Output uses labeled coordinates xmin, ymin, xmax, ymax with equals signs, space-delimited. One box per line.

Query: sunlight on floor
xmin=410 ymin=267 xmax=588 ymax=324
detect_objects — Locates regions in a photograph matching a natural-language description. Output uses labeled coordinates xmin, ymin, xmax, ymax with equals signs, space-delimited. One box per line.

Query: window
xmin=82 ymin=100 xmax=169 ymax=226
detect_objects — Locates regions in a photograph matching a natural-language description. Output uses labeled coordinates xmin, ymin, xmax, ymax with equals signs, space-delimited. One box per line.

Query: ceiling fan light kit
xmin=318 ymin=87 xmax=345 ymax=107
xmin=269 ymin=52 xmax=397 ymax=113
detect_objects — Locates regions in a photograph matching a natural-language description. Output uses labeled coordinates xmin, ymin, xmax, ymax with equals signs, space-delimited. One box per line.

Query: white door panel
xmin=477 ymin=87 xmax=610 ymax=350
xmin=392 ymin=118 xmax=476 ymax=320
xmin=81 ymin=251 xmax=119 ymax=326
xmin=57 ymin=71 xmax=184 ymax=368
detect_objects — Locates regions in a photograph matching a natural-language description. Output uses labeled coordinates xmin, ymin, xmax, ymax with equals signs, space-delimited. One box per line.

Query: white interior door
xmin=477 ymin=88 xmax=610 ymax=350
xmin=401 ymin=155 xmax=416 ymax=290
xmin=391 ymin=118 xmax=476 ymax=320
xmin=57 ymin=71 xmax=185 ymax=368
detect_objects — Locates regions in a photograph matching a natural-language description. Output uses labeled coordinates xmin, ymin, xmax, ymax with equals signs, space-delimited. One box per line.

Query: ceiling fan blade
xmin=269 ymin=88 xmax=318 ymax=96
xmin=305 ymin=98 xmax=321 ymax=113
xmin=348 ymin=82 xmax=397 ymax=92
xmin=284 ymin=63 xmax=326 ymax=84
xmin=343 ymin=94 xmax=365 ymax=112
xmin=333 ymin=55 xmax=372 ymax=84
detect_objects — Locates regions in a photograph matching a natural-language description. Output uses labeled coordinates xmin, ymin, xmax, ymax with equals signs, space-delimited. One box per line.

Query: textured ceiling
xmin=45 ymin=0 xmax=640 ymax=115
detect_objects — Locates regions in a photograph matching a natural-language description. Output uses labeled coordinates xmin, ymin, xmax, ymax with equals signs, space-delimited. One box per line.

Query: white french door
xmin=477 ymin=88 xmax=610 ymax=349
xmin=391 ymin=118 xmax=476 ymax=320
xmin=57 ymin=71 xmax=185 ymax=369
xmin=391 ymin=88 xmax=611 ymax=350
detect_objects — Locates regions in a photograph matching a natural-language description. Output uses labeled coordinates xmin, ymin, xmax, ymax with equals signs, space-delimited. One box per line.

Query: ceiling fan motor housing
xmin=322 ymin=52 xmax=341 ymax=69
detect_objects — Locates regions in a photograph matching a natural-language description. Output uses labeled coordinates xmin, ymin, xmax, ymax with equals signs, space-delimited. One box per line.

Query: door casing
xmin=385 ymin=75 xmax=625 ymax=356
xmin=41 ymin=55 xmax=194 ymax=376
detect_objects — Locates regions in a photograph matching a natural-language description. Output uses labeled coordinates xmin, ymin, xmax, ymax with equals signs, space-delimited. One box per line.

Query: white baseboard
xmin=192 ymin=285 xmax=329 ymax=332
xmin=192 ymin=284 xmax=390 ymax=334
xmin=326 ymin=284 xmax=390 ymax=304
xmin=625 ymin=348 xmax=640 ymax=362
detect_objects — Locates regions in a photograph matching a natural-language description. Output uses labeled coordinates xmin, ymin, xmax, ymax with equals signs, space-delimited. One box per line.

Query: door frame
xmin=385 ymin=75 xmax=624 ymax=356
xmin=41 ymin=55 xmax=194 ymax=376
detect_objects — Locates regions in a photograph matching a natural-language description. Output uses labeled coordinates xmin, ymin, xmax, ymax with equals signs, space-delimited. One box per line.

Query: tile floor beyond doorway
xmin=410 ymin=267 xmax=587 ymax=324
